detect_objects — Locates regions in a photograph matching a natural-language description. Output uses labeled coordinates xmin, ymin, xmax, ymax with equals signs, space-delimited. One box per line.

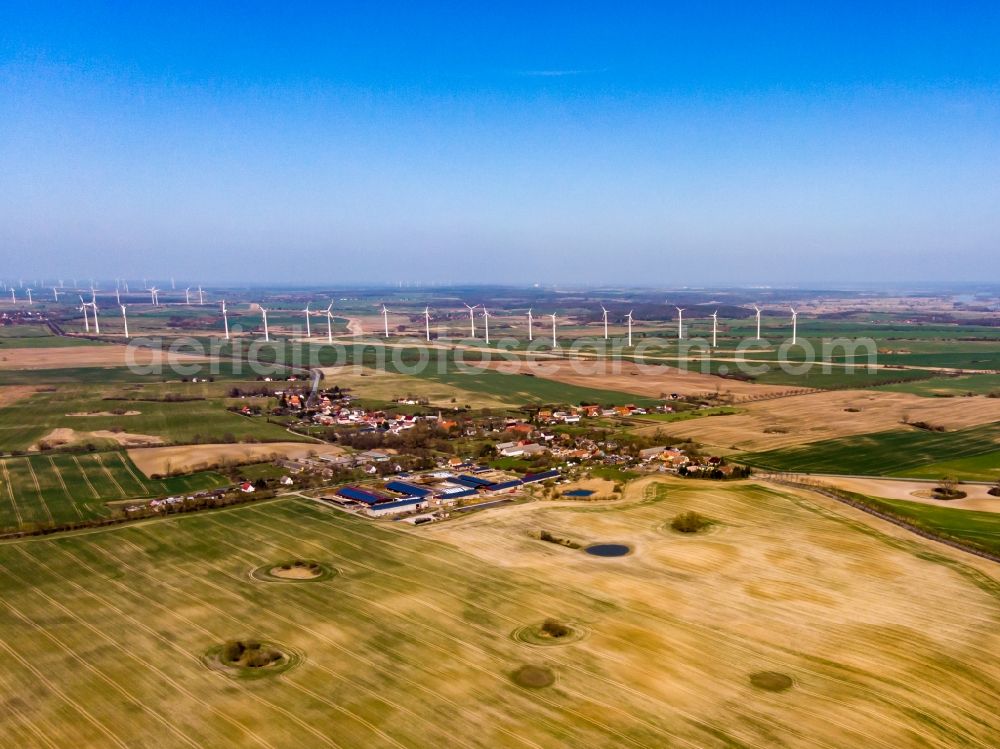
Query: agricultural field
xmin=654 ymin=389 xmax=1000 ymax=453
xmin=0 ymin=450 xmax=227 ymax=533
xmin=0 ymin=324 xmax=103 ymax=349
xmin=875 ymin=373 xmax=1000 ymax=397
xmin=0 ymin=386 xmax=306 ymax=452
xmin=0 ymin=481 xmax=997 ymax=746
xmin=740 ymin=422 xmax=1000 ymax=479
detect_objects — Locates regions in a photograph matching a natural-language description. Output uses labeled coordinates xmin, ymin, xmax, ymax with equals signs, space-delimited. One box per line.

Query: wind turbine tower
xmin=325 ymin=303 xmax=334 ymax=343
xmin=303 ymin=303 xmax=312 ymax=338
xmin=465 ymin=304 xmax=477 ymax=338
xmin=424 ymin=307 xmax=431 ymax=342
xmin=626 ymin=311 xmax=633 ymax=347
xmin=120 ymin=305 xmax=129 ymax=338
xmin=381 ymin=305 xmax=390 ymax=338
xmin=527 ymin=309 xmax=533 ymax=341
xmin=482 ymin=308 xmax=490 ymax=344
xmin=260 ymin=307 xmax=270 ymax=342
xmin=753 ymin=305 xmax=762 ymax=340
xmin=221 ymin=301 xmax=230 ymax=340
xmin=26 ymin=289 xmax=32 ymax=305
xmin=185 ymin=287 xmax=191 ymax=305
xmin=79 ymin=298 xmax=90 ymax=332
xmin=676 ymin=307 xmax=685 ymax=340
xmin=790 ymin=307 xmax=798 ymax=345
xmin=711 ymin=311 xmax=718 ymax=348
xmin=198 ymin=286 xmax=204 ymax=305
xmin=601 ymin=305 xmax=609 ymax=340
xmin=550 ymin=313 xmax=557 ymax=347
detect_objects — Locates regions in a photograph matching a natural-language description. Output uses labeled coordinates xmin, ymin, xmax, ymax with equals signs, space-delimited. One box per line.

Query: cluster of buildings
xmin=325 ymin=467 xmax=560 ymax=517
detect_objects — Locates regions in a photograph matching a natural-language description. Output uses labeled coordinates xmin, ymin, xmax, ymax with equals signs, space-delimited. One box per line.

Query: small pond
xmin=563 ymin=489 xmax=595 ymax=497
xmin=584 ymin=543 xmax=631 ymax=557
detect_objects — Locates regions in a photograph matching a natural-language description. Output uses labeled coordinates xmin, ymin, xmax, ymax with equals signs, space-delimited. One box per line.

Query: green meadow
xmin=0 ymin=450 xmax=227 ymax=533
xmin=740 ymin=422 xmax=1000 ymax=479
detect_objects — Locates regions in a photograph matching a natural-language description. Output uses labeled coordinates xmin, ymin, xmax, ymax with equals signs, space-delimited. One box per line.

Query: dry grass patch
xmin=473 ymin=358 xmax=791 ymax=400
xmin=128 ymin=441 xmax=344 ymax=476
xmin=656 ymin=390 xmax=1000 ymax=451
xmin=32 ymin=427 xmax=163 ymax=451
xmin=0 ymin=345 xmax=209 ymax=370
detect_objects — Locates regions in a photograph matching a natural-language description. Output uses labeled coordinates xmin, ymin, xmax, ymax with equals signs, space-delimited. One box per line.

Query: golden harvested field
xmin=321 ymin=365 xmax=513 ymax=409
xmin=0 ymin=345 xmax=209 ymax=369
xmin=0 ymin=480 xmax=997 ymax=746
xmin=474 ymin=358 xmax=797 ymax=400
xmin=128 ymin=441 xmax=345 ymax=476
xmin=32 ymin=427 xmax=164 ymax=450
xmin=649 ymin=389 xmax=1000 ymax=451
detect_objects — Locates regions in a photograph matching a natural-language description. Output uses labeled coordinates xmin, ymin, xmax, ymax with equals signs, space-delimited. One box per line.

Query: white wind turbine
xmin=79 ymin=297 xmax=90 ymax=332
xmin=8 ymin=289 xmax=13 ymax=303
xmin=464 ymin=303 xmax=477 ymax=338
xmin=753 ymin=305 xmax=762 ymax=340
xmin=711 ymin=310 xmax=718 ymax=348
xmin=302 ymin=303 xmax=312 ymax=338
xmin=115 ymin=286 xmax=121 ymax=305
xmin=149 ymin=287 xmax=159 ymax=306
xmin=198 ymin=286 xmax=204 ymax=305
xmin=626 ymin=311 xmax=633 ymax=347
xmin=381 ymin=305 xmax=390 ymax=338
xmin=26 ymin=288 xmax=32 ymax=305
xmin=550 ymin=313 xmax=557 ymax=347
xmin=185 ymin=287 xmax=191 ymax=305
xmin=790 ymin=306 xmax=798 ymax=345
xmin=675 ymin=307 xmax=685 ymax=340
xmin=482 ymin=307 xmax=491 ymax=344
xmin=601 ymin=305 xmax=609 ymax=340
xmin=325 ymin=303 xmax=334 ymax=343
xmin=260 ymin=307 xmax=270 ymax=342
xmin=89 ymin=299 xmax=100 ymax=334
xmin=424 ymin=306 xmax=431 ymax=342
xmin=52 ymin=287 xmax=59 ymax=302
xmin=120 ymin=304 xmax=129 ymax=339
xmin=221 ymin=300 xmax=230 ymax=340
xmin=527 ymin=308 xmax=534 ymax=341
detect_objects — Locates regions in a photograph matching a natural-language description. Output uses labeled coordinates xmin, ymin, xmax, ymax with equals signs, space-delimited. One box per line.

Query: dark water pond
xmin=563 ymin=489 xmax=595 ymax=497
xmin=584 ymin=544 xmax=631 ymax=557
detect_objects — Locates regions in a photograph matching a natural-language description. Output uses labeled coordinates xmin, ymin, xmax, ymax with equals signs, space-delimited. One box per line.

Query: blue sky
xmin=2 ymin=2 xmax=998 ymax=285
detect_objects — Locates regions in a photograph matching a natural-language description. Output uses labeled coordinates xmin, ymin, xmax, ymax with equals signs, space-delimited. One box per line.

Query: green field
xmin=740 ymin=422 xmax=1000 ymax=479
xmin=0 ymin=387 xmax=305 ymax=451
xmin=0 ymin=451 xmax=228 ymax=532
xmin=0 ymin=485 xmax=998 ymax=746
xmin=835 ymin=491 xmax=1000 ymax=558
xmin=0 ymin=324 xmax=104 ymax=348
xmin=876 ymin=373 xmax=1000 ymax=397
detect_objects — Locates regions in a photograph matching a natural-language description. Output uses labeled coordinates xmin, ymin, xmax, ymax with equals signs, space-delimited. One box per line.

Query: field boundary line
xmin=0 ymin=460 xmax=24 ymax=528
xmin=71 ymin=455 xmax=100 ymax=499
xmin=23 ymin=458 xmax=54 ymax=525
xmin=47 ymin=455 xmax=82 ymax=519
xmin=114 ymin=452 xmax=149 ymax=494
xmin=93 ymin=453 xmax=127 ymax=497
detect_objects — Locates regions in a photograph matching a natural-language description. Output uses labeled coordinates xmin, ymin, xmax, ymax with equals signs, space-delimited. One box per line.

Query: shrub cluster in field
xmin=529 ymin=529 xmax=581 ymax=549
xmin=540 ymin=618 xmax=571 ymax=638
xmin=670 ymin=511 xmax=712 ymax=534
xmin=220 ymin=640 xmax=284 ymax=669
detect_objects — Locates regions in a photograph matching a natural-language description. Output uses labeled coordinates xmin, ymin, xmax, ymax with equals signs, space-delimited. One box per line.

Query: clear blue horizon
xmin=2 ymin=2 xmax=998 ymax=284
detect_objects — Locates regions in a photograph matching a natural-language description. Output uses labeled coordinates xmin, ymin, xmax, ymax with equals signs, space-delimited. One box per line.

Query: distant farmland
xmin=740 ymin=422 xmax=1000 ymax=479
xmin=0 ymin=451 xmax=227 ymax=533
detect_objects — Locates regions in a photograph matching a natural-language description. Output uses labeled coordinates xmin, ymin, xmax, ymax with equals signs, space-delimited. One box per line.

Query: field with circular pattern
xmin=0 ymin=479 xmax=997 ymax=747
